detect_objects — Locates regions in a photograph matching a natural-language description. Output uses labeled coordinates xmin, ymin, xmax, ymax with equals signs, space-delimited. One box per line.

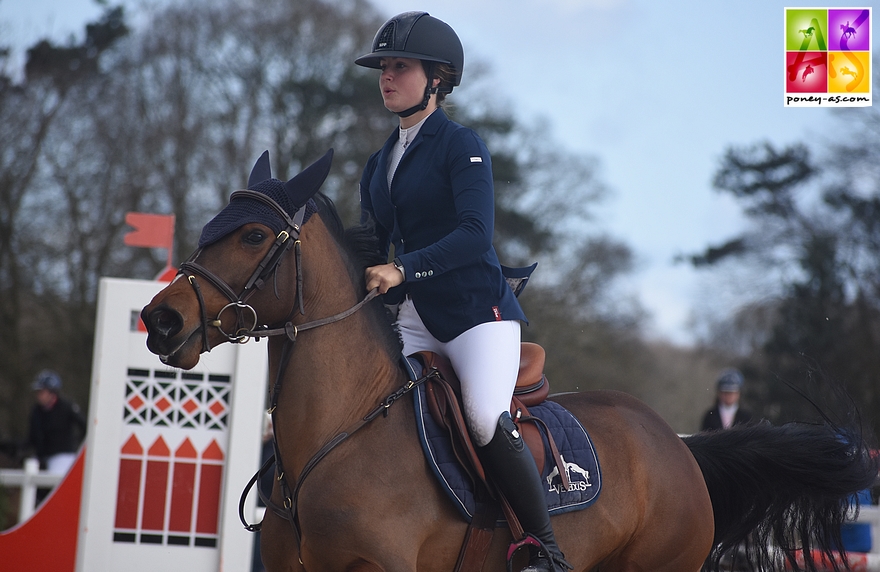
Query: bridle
xmin=178 ymin=190 xmax=309 ymax=351
xmin=173 ymin=189 xmax=427 ymax=558
xmin=179 ymin=190 xmax=382 ymax=350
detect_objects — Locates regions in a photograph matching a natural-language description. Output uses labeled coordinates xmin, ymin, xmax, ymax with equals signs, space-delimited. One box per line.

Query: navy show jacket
xmin=359 ymin=109 xmax=527 ymax=342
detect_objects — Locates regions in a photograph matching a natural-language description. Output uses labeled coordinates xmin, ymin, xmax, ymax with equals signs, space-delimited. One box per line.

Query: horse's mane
xmin=311 ymin=193 xmax=402 ymax=356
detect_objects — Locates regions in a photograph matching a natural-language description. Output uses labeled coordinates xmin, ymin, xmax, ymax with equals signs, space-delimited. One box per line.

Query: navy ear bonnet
xmin=198 ymin=149 xmax=334 ymax=248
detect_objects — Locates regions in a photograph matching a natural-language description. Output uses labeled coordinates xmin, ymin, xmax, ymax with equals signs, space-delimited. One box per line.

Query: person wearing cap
xmin=27 ymin=369 xmax=87 ymax=476
xmin=700 ymin=368 xmax=753 ymax=431
xmin=355 ymin=12 xmax=568 ymax=572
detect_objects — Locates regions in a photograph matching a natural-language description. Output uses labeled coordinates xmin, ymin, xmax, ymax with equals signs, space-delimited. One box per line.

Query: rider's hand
xmin=365 ymin=263 xmax=404 ymax=294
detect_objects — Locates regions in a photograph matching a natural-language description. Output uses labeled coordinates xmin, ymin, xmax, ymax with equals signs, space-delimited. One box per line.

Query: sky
xmin=0 ymin=0 xmax=859 ymax=345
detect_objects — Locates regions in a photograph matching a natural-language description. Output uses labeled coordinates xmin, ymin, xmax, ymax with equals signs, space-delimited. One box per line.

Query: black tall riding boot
xmin=479 ymin=412 xmax=572 ymax=572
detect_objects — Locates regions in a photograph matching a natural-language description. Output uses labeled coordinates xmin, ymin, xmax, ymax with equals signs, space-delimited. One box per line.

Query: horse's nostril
xmin=148 ymin=307 xmax=183 ymax=338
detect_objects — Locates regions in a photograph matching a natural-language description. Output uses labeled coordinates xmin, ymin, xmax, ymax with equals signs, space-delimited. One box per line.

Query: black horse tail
xmin=683 ymin=421 xmax=878 ymax=572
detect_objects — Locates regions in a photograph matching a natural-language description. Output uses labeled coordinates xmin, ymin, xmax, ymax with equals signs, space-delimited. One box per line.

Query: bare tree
xmin=0 ymin=6 xmax=129 ymax=444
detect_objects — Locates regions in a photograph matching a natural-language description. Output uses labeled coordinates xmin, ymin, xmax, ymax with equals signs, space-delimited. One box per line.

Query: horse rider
xmin=355 ymin=11 xmax=570 ymax=572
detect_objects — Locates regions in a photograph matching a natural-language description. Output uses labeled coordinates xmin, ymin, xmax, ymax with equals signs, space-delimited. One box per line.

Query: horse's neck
xmin=269 ymin=323 xmax=400 ymax=422
xmin=268 ymin=218 xmax=404 ymax=470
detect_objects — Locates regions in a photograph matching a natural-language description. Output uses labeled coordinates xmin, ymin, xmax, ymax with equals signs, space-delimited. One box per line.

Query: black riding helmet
xmin=355 ymin=11 xmax=464 ymax=117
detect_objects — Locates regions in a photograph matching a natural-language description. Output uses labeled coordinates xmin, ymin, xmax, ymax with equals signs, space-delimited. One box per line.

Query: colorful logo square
xmin=829 ymin=9 xmax=870 ymax=51
xmin=828 ymin=51 xmax=870 ymax=93
xmin=786 ymin=9 xmax=828 ymax=51
xmin=786 ymin=52 xmax=828 ymax=92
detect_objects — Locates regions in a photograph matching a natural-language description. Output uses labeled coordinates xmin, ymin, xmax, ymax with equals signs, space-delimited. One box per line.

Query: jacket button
xmin=427 ymin=270 xmax=433 ymax=276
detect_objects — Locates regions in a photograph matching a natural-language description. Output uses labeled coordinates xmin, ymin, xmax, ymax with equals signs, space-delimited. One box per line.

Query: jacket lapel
xmin=392 ymin=109 xmax=446 ymax=191
xmin=405 ymin=108 xmax=445 ymax=156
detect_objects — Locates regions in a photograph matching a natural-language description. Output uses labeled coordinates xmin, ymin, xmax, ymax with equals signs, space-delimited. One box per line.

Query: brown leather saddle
xmin=412 ymin=342 xmax=570 ymax=571
xmin=416 ymin=342 xmax=567 ymax=486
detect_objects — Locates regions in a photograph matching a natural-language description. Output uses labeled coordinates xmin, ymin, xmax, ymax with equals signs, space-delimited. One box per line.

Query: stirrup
xmin=506 ymin=533 xmax=573 ymax=572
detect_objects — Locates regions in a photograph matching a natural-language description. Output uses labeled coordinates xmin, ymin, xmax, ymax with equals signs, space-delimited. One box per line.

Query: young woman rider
xmin=355 ymin=12 xmax=570 ymax=572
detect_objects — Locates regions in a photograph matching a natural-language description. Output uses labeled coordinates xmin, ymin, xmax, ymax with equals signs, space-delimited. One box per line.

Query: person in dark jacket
xmin=355 ymin=12 xmax=568 ymax=572
xmin=700 ymin=368 xmax=753 ymax=431
xmin=27 ymin=369 xmax=86 ymax=475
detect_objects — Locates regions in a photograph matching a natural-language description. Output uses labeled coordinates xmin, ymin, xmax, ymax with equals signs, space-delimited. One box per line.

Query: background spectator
xmin=27 ymin=369 xmax=86 ymax=476
xmin=701 ymin=368 xmax=753 ymax=431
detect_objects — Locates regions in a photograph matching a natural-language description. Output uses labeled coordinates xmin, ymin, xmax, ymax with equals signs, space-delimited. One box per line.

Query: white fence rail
xmin=1 ymin=458 xmax=267 ymax=531
xmin=0 ymin=458 xmax=63 ymax=524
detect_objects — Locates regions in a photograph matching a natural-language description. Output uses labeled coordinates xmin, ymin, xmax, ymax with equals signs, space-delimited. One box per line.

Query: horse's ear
xmin=284 ymin=149 xmax=334 ymax=207
xmin=248 ymin=151 xmax=272 ymax=187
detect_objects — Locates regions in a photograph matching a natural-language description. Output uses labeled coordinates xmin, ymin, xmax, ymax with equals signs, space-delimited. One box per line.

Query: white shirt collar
xmin=398 ymin=113 xmax=430 ymax=149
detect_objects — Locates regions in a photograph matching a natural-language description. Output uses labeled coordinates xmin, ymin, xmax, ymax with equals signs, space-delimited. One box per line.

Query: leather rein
xmin=174 ymin=190 xmax=429 ymax=556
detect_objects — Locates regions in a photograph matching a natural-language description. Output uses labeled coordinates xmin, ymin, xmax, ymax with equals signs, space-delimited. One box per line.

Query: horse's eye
xmin=244 ymin=230 xmax=267 ymax=245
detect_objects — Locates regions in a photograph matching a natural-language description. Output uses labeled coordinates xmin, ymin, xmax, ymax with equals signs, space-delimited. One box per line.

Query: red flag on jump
xmin=124 ymin=213 xmax=175 ymax=249
xmin=125 ymin=213 xmax=176 ymax=282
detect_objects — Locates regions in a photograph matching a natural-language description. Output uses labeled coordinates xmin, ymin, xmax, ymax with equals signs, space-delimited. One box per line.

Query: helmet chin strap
xmin=396 ymin=62 xmax=438 ymax=118
xmin=396 ymin=87 xmax=438 ymax=118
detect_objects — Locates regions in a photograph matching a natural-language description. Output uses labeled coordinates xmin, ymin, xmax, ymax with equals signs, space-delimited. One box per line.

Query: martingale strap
xmin=238 ymin=367 xmax=441 ymax=541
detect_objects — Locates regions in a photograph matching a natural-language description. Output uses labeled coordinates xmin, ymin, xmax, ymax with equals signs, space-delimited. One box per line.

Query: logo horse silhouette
xmin=841 ymin=66 xmax=858 ymax=79
xmin=799 ymin=26 xmax=815 ymax=38
xmin=841 ymin=22 xmax=857 ymax=39
xmin=802 ymin=64 xmax=814 ymax=82
xmin=546 ymin=456 xmax=593 ymax=493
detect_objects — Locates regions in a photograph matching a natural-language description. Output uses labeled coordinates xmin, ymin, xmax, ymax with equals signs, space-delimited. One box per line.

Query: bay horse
xmin=142 ymin=150 xmax=878 ymax=572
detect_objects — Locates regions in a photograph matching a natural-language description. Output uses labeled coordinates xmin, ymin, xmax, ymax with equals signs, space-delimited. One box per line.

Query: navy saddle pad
xmin=413 ymin=384 xmax=602 ymax=523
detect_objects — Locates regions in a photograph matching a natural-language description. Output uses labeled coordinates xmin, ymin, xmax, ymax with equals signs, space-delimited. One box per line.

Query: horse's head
xmin=141 ymin=149 xmax=334 ymax=369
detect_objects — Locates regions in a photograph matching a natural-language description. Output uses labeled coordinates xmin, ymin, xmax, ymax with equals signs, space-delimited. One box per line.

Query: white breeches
xmin=397 ymin=297 xmax=521 ymax=447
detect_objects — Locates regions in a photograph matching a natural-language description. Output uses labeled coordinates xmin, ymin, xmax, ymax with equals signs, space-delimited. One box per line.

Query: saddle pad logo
xmin=547 ymin=456 xmax=593 ymax=494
